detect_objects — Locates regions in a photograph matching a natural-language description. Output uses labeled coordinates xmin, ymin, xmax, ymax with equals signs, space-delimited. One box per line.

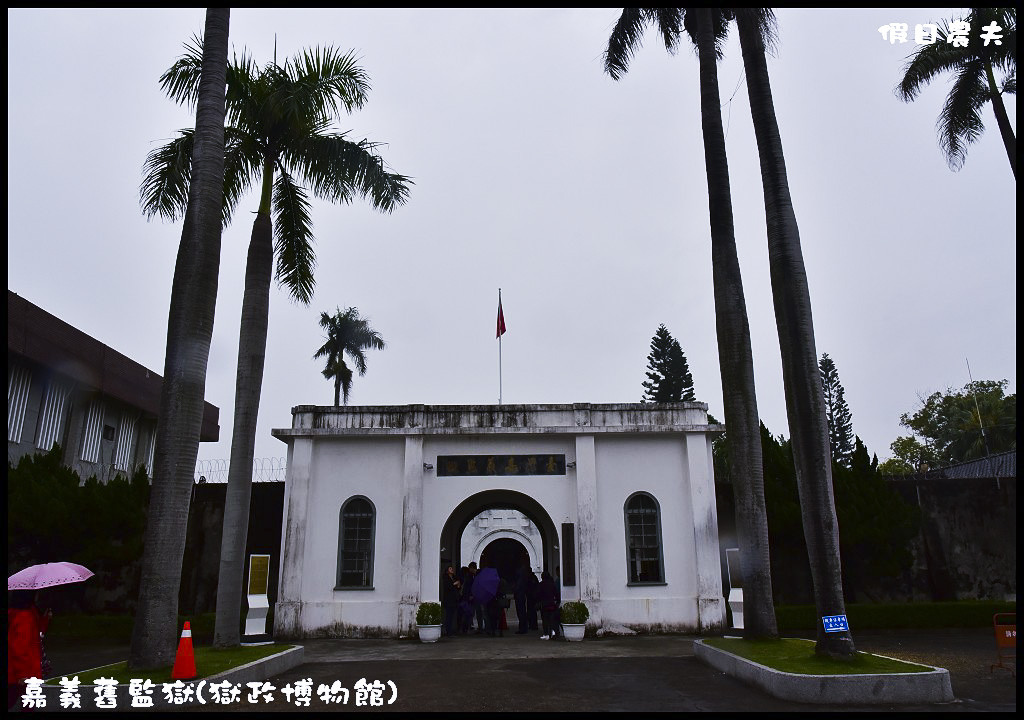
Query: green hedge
xmin=47 ymin=613 xmax=216 ymax=644
xmin=774 ymin=600 xmax=1016 ymax=632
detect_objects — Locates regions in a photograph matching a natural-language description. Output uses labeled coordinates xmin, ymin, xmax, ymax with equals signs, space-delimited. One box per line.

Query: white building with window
xmin=7 ymin=291 xmax=219 ymax=480
xmin=272 ymin=402 xmax=726 ymax=637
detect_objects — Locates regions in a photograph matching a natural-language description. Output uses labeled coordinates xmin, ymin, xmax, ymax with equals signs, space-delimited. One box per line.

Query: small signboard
xmin=248 ymin=554 xmax=270 ymax=596
xmin=822 ymin=614 xmax=849 ymax=633
xmin=244 ymin=554 xmax=271 ymax=641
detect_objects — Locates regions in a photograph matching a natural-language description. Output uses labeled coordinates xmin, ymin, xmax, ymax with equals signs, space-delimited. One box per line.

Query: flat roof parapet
xmin=274 ymin=402 xmax=723 ymax=439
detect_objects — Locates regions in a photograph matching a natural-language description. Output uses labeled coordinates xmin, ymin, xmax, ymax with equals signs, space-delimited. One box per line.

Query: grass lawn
xmin=703 ymin=637 xmax=934 ymax=676
xmin=45 ymin=644 xmax=293 ymax=685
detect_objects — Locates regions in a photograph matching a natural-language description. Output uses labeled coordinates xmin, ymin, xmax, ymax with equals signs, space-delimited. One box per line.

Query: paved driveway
xmin=43 ymin=628 xmax=1015 ymax=713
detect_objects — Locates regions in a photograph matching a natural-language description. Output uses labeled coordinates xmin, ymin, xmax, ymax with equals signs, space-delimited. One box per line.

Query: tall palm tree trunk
xmin=129 ymin=7 xmax=229 ymax=670
xmin=985 ymin=63 xmax=1016 ymax=179
xmin=213 ymin=199 xmax=274 ymax=646
xmin=736 ymin=11 xmax=854 ymax=658
xmin=695 ymin=9 xmax=777 ymax=639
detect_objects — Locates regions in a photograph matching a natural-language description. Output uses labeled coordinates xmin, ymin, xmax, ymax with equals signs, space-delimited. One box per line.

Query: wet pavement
xmin=44 ymin=627 xmax=1015 ymax=712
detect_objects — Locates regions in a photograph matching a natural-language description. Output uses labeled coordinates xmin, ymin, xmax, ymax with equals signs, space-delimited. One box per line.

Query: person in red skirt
xmin=8 ymin=589 xmax=51 ymax=710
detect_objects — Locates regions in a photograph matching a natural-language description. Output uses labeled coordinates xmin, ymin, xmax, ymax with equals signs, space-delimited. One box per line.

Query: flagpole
xmin=498 ymin=288 xmax=503 ymax=405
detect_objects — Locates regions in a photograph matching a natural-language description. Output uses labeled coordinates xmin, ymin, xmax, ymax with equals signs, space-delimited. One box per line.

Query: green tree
xmin=642 ymin=324 xmax=695 ymax=402
xmin=9 ymin=446 xmax=151 ymax=613
xmin=896 ymin=7 xmax=1016 ymax=178
xmin=314 ymin=307 xmax=386 ymax=406
xmin=878 ymin=435 xmax=938 ymax=475
xmin=142 ymin=38 xmax=411 ymax=649
xmin=892 ymin=379 xmax=1016 ymax=467
xmin=605 ymin=8 xmax=777 ymax=640
xmin=735 ymin=8 xmax=854 ymax=657
xmin=832 ymin=438 xmax=920 ymax=602
xmin=819 ymin=353 xmax=855 ymax=467
xmin=131 ymin=8 xmax=229 ymax=670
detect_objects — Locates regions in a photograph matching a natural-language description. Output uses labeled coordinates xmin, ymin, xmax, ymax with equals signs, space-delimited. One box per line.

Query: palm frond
xmin=938 ymin=59 xmax=989 ymax=170
xmin=285 ymin=133 xmax=412 ymax=212
xmin=650 ymin=8 xmax=684 ymax=55
xmin=272 ymin=169 xmax=316 ymax=303
xmin=896 ymin=19 xmax=972 ymax=102
xmin=287 ymin=46 xmax=371 ymax=120
xmin=604 ymin=7 xmax=650 ymax=80
xmin=159 ymin=34 xmax=205 ymax=109
xmin=220 ymin=127 xmax=261 ymax=227
xmin=735 ymin=8 xmax=776 ymax=56
xmin=225 ymin=48 xmax=263 ymax=131
xmin=682 ymin=9 xmax=732 ymax=60
xmin=1003 ymin=72 xmax=1016 ymax=94
xmin=140 ymin=130 xmax=194 ymax=221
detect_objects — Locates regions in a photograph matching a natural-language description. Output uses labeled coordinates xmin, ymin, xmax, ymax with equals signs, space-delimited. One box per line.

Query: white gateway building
xmin=271 ymin=402 xmax=726 ymax=637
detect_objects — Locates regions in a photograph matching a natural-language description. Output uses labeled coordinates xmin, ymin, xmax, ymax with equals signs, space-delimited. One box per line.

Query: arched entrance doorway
xmin=438 ymin=489 xmax=559 ymax=591
xmin=480 ymin=536 xmax=529 ymax=585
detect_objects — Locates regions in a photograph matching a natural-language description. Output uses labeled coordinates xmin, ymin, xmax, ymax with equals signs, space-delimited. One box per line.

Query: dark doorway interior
xmin=480 ymin=537 xmax=529 ymax=584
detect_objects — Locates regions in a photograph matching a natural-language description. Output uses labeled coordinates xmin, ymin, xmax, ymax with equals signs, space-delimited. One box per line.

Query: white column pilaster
xmin=276 ymin=437 xmax=313 ymax=636
xmin=685 ymin=431 xmax=725 ymax=631
xmin=398 ymin=435 xmax=424 ymax=634
xmin=574 ymin=433 xmax=601 ymax=625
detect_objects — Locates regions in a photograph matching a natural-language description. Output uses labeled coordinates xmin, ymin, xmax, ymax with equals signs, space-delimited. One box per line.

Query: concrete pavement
xmin=41 ymin=627 xmax=1015 ymax=712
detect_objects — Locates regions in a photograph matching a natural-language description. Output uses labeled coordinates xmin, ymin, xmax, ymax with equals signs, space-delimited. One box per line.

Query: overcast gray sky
xmin=7 ymin=8 xmax=1016 ymax=471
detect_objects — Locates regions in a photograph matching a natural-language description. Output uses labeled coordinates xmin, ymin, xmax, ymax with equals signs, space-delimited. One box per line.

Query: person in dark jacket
xmin=536 ymin=571 xmax=559 ymax=640
xmin=467 ymin=562 xmax=486 ymax=634
xmin=525 ymin=568 xmax=540 ymax=630
xmin=514 ymin=562 xmax=531 ymax=634
xmin=441 ymin=566 xmax=461 ymax=638
xmin=457 ymin=566 xmax=474 ymax=634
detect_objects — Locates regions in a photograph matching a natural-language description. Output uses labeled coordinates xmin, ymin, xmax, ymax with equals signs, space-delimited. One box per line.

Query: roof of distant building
xmin=929 ymin=450 xmax=1016 ymax=480
xmin=8 ymin=290 xmax=219 ymax=441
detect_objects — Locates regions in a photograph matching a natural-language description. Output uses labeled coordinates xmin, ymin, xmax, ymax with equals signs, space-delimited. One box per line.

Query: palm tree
xmin=605 ymin=8 xmax=777 ymax=640
xmin=735 ymin=8 xmax=854 ymax=658
xmin=142 ymin=41 xmax=411 ymax=648
xmin=314 ymin=307 xmax=386 ymax=406
xmin=896 ymin=8 xmax=1016 ymax=178
xmin=129 ymin=8 xmax=230 ymax=671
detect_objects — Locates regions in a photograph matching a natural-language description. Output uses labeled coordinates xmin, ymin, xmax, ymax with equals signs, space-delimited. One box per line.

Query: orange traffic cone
xmin=171 ymin=621 xmax=197 ymax=680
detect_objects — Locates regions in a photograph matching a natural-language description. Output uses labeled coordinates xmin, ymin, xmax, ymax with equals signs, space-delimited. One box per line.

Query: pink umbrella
xmin=8 ymin=562 xmax=94 ymax=590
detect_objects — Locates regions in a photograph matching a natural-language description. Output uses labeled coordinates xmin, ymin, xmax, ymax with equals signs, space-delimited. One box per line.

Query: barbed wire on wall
xmin=194 ymin=458 xmax=287 ymax=484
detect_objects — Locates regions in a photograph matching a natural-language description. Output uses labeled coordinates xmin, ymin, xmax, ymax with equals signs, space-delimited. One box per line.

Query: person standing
xmin=536 ymin=571 xmax=559 ymax=640
xmin=457 ymin=566 xmax=473 ymax=634
xmin=441 ymin=566 xmax=461 ymax=638
xmin=514 ymin=562 xmax=530 ymax=634
xmin=8 ymin=590 xmax=51 ymax=710
xmin=467 ymin=562 xmax=485 ymax=634
xmin=553 ymin=565 xmax=563 ymax=639
xmin=526 ymin=568 xmax=540 ymax=631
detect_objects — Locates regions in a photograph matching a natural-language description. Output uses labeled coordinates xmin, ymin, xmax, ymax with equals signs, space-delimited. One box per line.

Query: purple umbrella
xmin=472 ymin=567 xmax=500 ymax=605
xmin=8 ymin=562 xmax=94 ymax=590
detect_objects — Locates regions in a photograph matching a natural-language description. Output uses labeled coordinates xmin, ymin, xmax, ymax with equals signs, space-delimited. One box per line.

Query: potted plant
xmin=416 ymin=601 xmax=443 ymax=643
xmin=559 ymin=600 xmax=589 ymax=641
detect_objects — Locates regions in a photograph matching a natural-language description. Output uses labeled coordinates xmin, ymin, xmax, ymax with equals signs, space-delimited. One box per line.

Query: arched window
xmin=624 ymin=492 xmax=665 ymax=584
xmin=337 ymin=496 xmax=375 ymax=589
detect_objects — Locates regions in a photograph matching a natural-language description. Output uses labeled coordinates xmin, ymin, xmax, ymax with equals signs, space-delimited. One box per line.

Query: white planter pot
xmin=417 ymin=625 xmax=442 ymax=643
xmin=562 ymin=623 xmax=586 ymax=642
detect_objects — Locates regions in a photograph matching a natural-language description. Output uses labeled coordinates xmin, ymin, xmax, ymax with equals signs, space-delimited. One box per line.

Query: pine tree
xmin=819 ymin=353 xmax=855 ymax=467
xmin=642 ymin=325 xmax=695 ymax=402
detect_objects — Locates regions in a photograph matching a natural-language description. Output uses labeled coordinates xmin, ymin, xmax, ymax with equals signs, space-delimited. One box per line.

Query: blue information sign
xmin=822 ymin=614 xmax=849 ymax=633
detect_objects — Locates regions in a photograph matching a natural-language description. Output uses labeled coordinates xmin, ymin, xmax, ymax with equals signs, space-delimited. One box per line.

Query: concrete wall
xmin=891 ymin=476 xmax=1016 ymax=601
xmin=715 ymin=475 xmax=1017 ymax=604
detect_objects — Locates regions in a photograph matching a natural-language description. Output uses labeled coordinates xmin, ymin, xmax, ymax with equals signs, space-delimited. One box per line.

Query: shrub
xmin=561 ymin=600 xmax=589 ymax=624
xmin=416 ymin=602 xmax=442 ymax=626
